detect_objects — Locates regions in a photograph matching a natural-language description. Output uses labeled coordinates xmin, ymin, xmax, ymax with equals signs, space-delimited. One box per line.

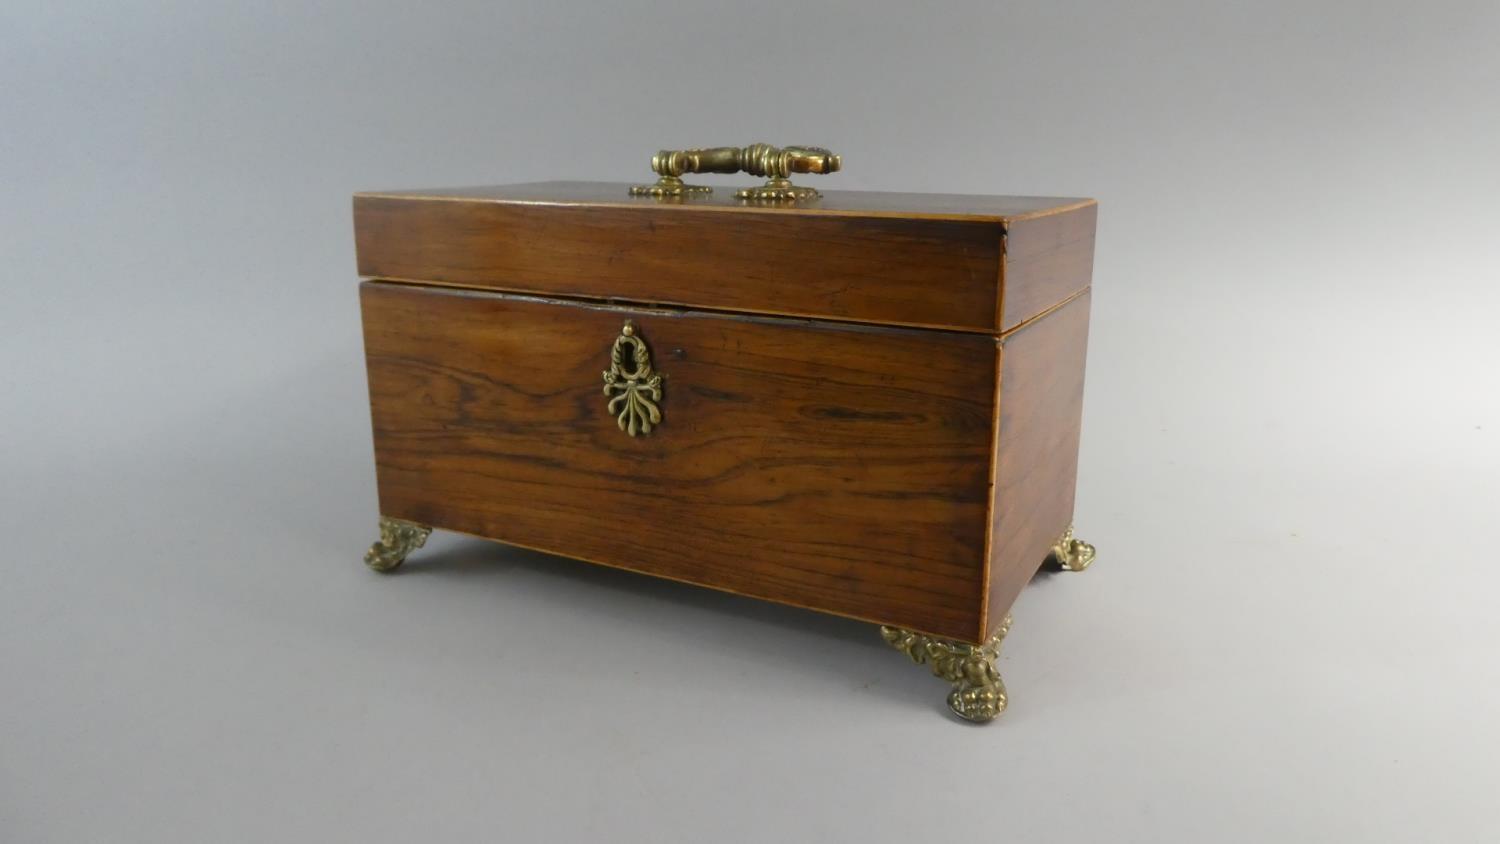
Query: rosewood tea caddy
xmin=355 ymin=144 xmax=1098 ymax=722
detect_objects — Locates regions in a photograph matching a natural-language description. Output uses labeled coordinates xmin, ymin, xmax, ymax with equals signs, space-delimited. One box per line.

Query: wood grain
xmin=358 ymin=180 xmax=1094 ymax=222
xmin=355 ymin=193 xmax=1004 ymax=333
xmin=985 ymin=290 xmax=1091 ymax=636
xmin=1001 ymin=203 xmax=1097 ymax=331
xmin=361 ymin=282 xmax=999 ymax=641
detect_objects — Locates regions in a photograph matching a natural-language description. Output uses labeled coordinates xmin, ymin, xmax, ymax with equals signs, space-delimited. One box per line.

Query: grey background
xmin=4 ymin=1 xmax=1498 ymax=841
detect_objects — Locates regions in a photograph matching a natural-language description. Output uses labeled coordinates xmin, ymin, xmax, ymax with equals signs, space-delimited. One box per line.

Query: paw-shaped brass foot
xmin=364 ymin=517 xmax=431 ymax=572
xmin=881 ymin=615 xmax=1012 ymax=723
xmin=1049 ymin=525 xmax=1096 ymax=572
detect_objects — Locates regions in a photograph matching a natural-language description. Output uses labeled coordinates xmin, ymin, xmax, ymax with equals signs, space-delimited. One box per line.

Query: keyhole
xmin=618 ymin=339 xmax=641 ymax=377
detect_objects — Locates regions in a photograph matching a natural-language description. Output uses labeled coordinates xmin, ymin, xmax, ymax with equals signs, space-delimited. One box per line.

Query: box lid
xmin=353 ymin=181 xmax=1096 ymax=334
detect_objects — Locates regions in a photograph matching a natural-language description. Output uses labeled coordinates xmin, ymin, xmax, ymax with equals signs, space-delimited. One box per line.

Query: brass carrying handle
xmin=629 ymin=143 xmax=842 ymax=201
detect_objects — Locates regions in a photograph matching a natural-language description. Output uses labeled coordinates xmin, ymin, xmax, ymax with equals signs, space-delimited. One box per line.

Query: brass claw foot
xmin=1048 ymin=525 xmax=1096 ymax=572
xmin=881 ymin=615 xmax=1012 ymax=723
xmin=364 ymin=517 xmax=431 ymax=572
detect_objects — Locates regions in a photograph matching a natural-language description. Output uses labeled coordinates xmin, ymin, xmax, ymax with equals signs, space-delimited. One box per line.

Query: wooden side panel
xmin=361 ymin=283 xmax=997 ymax=640
xmin=986 ymin=290 xmax=1091 ymax=635
xmin=354 ymin=196 xmax=1004 ymax=333
xmin=1000 ymin=203 xmax=1097 ymax=331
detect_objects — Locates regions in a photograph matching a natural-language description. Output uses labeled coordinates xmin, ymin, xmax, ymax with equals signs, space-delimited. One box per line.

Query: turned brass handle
xmin=629 ymin=143 xmax=842 ymax=201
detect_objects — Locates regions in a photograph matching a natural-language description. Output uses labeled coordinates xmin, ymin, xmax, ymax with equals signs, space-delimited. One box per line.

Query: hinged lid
xmin=353 ymin=181 xmax=1095 ymax=334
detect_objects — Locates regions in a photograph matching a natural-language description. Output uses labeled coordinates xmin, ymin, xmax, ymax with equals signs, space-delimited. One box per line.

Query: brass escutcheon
xmin=601 ymin=321 xmax=663 ymax=436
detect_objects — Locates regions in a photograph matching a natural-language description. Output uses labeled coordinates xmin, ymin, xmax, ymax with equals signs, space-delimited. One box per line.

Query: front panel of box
xmin=360 ymin=282 xmax=997 ymax=640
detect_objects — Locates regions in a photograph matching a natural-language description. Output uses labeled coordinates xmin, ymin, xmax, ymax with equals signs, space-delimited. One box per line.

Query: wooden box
xmin=353 ymin=166 xmax=1098 ymax=722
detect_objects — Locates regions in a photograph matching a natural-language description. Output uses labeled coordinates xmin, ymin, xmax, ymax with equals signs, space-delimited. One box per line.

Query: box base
xmin=360 ymin=517 xmax=1096 ymax=724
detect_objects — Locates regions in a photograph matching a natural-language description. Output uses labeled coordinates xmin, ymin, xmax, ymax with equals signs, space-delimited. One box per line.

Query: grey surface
xmin=3 ymin=1 xmax=1499 ymax=841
